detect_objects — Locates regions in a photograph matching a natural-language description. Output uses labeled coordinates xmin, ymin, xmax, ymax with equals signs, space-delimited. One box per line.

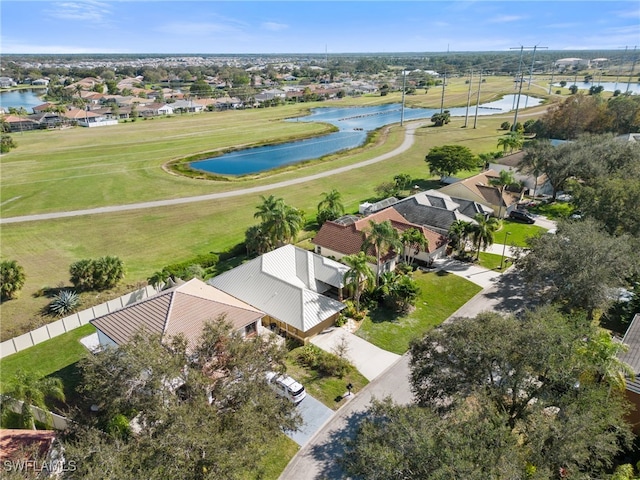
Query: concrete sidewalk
xmin=311 ymin=327 xmax=400 ymax=381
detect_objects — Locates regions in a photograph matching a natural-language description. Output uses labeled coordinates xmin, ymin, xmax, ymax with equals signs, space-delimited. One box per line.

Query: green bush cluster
xmin=147 ymin=252 xmax=219 ymax=287
xmin=69 ymin=256 xmax=125 ymax=291
xmin=294 ymin=344 xmax=351 ymax=379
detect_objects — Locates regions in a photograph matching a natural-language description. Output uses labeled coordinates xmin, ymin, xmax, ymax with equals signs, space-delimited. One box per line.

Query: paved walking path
xmin=0 ymin=121 xmax=426 ymax=225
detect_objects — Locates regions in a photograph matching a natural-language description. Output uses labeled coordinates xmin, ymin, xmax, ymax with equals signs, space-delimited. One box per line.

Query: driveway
xmin=286 ymin=394 xmax=335 ymax=447
xmin=311 ymin=327 xmax=400 ymax=381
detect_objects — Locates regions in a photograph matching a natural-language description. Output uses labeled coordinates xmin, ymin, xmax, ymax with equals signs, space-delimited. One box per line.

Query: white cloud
xmin=156 ymin=21 xmax=240 ymax=36
xmin=45 ymin=1 xmax=112 ymax=23
xmin=1 ymin=39 xmax=124 ymax=54
xmin=487 ymin=15 xmax=526 ymax=24
xmin=261 ymin=22 xmax=288 ymax=32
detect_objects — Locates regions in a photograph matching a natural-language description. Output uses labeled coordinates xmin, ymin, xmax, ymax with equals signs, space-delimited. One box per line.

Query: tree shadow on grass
xmin=367 ymin=304 xmax=401 ymax=324
xmin=47 ymin=362 xmax=84 ymax=415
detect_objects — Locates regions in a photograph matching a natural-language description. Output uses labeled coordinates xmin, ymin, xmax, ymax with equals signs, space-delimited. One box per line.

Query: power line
xmin=509 ymin=45 xmax=546 ymax=131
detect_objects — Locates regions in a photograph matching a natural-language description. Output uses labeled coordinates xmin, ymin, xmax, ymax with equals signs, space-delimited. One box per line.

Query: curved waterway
xmin=191 ymin=94 xmax=541 ymax=176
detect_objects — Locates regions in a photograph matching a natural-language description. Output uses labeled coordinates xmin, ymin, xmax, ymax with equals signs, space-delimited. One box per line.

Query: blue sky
xmin=1 ymin=1 xmax=639 ymax=54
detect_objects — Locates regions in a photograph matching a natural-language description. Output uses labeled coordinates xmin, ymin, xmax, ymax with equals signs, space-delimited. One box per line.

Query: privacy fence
xmin=0 ymin=285 xmax=157 ymax=359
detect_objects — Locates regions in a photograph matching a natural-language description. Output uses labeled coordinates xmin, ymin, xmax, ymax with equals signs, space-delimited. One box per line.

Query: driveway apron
xmin=286 ymin=395 xmax=334 ymax=447
xmin=311 ymin=328 xmax=400 ymax=381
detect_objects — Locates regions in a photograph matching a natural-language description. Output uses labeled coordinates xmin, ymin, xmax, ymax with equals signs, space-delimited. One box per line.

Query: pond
xmin=0 ymin=89 xmax=46 ymax=111
xmin=553 ymin=81 xmax=640 ymax=95
xmin=190 ymin=94 xmax=542 ymax=176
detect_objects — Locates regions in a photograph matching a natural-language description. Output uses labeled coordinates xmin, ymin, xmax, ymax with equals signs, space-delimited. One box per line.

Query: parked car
xmin=266 ymin=371 xmax=306 ymax=403
xmin=508 ymin=210 xmax=535 ymax=224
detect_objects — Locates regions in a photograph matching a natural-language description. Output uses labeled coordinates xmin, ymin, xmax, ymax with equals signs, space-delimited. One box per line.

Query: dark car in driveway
xmin=508 ymin=209 xmax=535 ymax=224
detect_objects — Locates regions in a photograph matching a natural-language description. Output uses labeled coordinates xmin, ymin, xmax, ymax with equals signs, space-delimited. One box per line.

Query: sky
xmin=1 ymin=0 xmax=639 ymax=55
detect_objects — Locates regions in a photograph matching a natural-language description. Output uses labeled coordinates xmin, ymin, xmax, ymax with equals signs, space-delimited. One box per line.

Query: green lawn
xmin=285 ymin=348 xmax=369 ymax=410
xmin=477 ymin=251 xmax=508 ymax=271
xmin=241 ymin=435 xmax=299 ymax=480
xmin=356 ymin=270 xmax=482 ymax=354
xmin=498 ymin=220 xmax=547 ymax=247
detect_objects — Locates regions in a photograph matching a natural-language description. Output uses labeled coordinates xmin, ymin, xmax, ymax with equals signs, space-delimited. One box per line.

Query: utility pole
xmin=464 ymin=69 xmax=473 ymax=128
xmin=525 ymin=45 xmax=547 ymax=107
xmin=440 ymin=70 xmax=446 ymax=113
xmin=400 ymin=70 xmax=406 ymax=127
xmin=615 ymin=46 xmax=628 ymax=92
xmin=510 ymin=45 xmax=545 ymax=131
xmin=626 ymin=46 xmax=637 ymax=94
xmin=548 ymin=59 xmax=555 ymax=95
xmin=473 ymin=70 xmax=483 ymax=129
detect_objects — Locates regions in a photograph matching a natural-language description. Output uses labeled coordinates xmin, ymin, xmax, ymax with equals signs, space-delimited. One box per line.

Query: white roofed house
xmin=209 ymin=245 xmax=348 ymax=343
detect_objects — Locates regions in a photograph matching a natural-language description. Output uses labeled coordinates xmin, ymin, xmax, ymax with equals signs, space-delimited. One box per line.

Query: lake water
xmin=554 ymin=81 xmax=640 ymax=95
xmin=191 ymin=94 xmax=542 ymax=176
xmin=0 ymin=89 xmax=46 ymax=111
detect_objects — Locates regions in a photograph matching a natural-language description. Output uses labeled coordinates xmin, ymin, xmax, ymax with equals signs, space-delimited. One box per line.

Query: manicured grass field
xmin=356 ymin=270 xmax=482 ymax=354
xmin=0 ymin=77 xmax=555 ymax=339
xmin=499 ymin=220 xmax=547 ymax=247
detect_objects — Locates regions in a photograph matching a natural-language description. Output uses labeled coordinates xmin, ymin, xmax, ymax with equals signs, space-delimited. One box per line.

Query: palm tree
xmin=401 ymin=228 xmax=429 ymax=265
xmin=489 ymin=169 xmax=518 ymax=218
xmin=342 ymin=252 xmax=375 ymax=312
xmin=520 ymin=142 xmax=552 ymax=199
xmin=1 ymin=370 xmax=65 ymax=429
xmin=244 ymin=224 xmax=272 ymax=255
xmin=447 ymin=220 xmax=472 ymax=256
xmin=254 ymin=195 xmax=304 ymax=248
xmin=317 ymin=189 xmax=345 ymax=226
xmin=361 ymin=220 xmax=402 ymax=285
xmin=470 ymin=214 xmax=500 ymax=260
xmin=579 ymin=329 xmax=635 ymax=395
xmin=497 ymin=132 xmax=524 ymax=153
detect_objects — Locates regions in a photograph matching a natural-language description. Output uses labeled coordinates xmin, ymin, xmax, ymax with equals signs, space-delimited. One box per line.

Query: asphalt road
xmin=0 ymin=121 xmax=426 ymax=224
xmin=278 ymin=268 xmax=534 ymax=480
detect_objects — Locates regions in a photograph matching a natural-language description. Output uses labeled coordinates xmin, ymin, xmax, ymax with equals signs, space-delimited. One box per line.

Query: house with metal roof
xmin=617 ymin=313 xmax=640 ymax=432
xmin=208 ymin=245 xmax=348 ymax=343
xmin=312 ymin=207 xmax=447 ymax=273
xmin=91 ymin=278 xmax=265 ymax=352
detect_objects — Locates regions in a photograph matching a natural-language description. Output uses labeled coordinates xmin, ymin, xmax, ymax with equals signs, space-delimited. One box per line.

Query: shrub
xmin=1 ymin=134 xmax=17 ymax=153
xmin=70 ymin=256 xmax=125 ymax=291
xmin=294 ymin=344 xmax=351 ymax=379
xmin=0 ymin=259 xmax=26 ymax=300
xmin=500 ymin=121 xmax=511 ymax=131
xmin=49 ymin=290 xmax=80 ymax=316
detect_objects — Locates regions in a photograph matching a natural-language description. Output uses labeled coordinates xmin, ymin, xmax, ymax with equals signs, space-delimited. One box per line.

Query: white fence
xmin=0 ymin=285 xmax=157 ymax=359
xmin=1 ymin=395 xmax=69 ymax=430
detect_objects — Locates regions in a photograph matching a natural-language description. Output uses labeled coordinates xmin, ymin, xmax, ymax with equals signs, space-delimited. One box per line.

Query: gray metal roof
xmin=208 ymin=245 xmax=347 ymax=333
xmin=619 ymin=314 xmax=640 ymax=385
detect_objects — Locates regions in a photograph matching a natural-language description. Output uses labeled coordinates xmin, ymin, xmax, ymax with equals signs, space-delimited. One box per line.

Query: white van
xmin=266 ymin=371 xmax=307 ymax=403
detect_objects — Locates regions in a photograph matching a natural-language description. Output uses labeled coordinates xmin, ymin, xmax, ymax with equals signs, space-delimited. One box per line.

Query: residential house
xmin=1 ymin=114 xmax=39 ymax=132
xmin=138 ymin=103 xmax=174 ymax=117
xmin=91 ymin=278 xmax=265 ymax=352
xmin=28 ymin=112 xmax=63 ymax=129
xmin=392 ymin=189 xmax=489 ymax=235
xmin=312 ymin=207 xmax=447 ymax=273
xmin=616 ymin=314 xmax=640 ymax=433
xmin=436 ymin=169 xmax=522 ymax=218
xmin=32 ymin=102 xmax=58 ymax=114
xmin=62 ymin=108 xmax=117 ymax=127
xmin=171 ymin=99 xmax=204 ymax=113
xmin=0 ymin=77 xmax=17 ymax=88
xmin=208 ymin=245 xmax=348 ymax=343
xmin=490 ymin=152 xmax=553 ymax=198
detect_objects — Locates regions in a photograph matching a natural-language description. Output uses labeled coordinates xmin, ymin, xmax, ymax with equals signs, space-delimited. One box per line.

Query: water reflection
xmin=191 ymin=94 xmax=541 ymax=176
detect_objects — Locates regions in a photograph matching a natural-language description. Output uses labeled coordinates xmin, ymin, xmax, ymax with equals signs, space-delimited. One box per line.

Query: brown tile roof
xmin=0 ymin=429 xmax=56 ymax=461
xmin=447 ymin=170 xmax=520 ymax=208
xmin=62 ymin=109 xmax=101 ymax=119
xmin=313 ymin=207 xmax=446 ymax=259
xmin=91 ymin=279 xmax=264 ymax=351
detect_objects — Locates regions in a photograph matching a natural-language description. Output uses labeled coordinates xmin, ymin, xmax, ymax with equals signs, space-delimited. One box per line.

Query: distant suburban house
xmin=31 ymin=78 xmax=49 ymax=86
xmin=208 ymin=245 xmax=348 ymax=343
xmin=0 ymin=77 xmax=17 ymax=88
xmin=62 ymin=108 xmax=118 ymax=127
xmin=313 ymin=207 xmax=447 ymax=273
xmin=1 ymin=114 xmax=39 ymax=132
xmin=91 ymin=278 xmax=265 ymax=352
xmin=490 ymin=152 xmax=553 ymax=198
xmin=392 ymin=189 xmax=489 ymax=235
xmin=32 ymin=102 xmax=58 ymax=114
xmin=437 ymin=169 xmax=522 ymax=218
xmin=171 ymin=99 xmax=204 ymax=113
xmin=138 ymin=103 xmax=174 ymax=117
xmin=616 ymin=314 xmax=640 ymax=433
xmin=28 ymin=112 xmax=63 ymax=129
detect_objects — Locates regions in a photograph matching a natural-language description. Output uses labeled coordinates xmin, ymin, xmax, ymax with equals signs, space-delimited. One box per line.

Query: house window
xmin=316 ymin=246 xmax=322 ymax=254
xmin=245 ymin=322 xmax=257 ymax=337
